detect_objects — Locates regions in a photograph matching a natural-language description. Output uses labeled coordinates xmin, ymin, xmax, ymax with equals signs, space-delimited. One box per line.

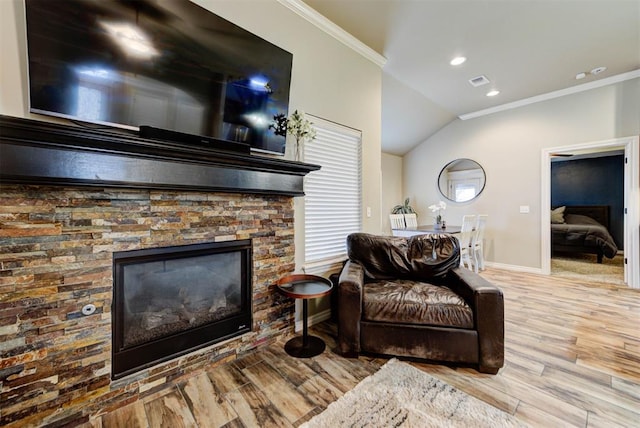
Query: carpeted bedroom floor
xmin=551 ymin=252 xmax=625 ymax=285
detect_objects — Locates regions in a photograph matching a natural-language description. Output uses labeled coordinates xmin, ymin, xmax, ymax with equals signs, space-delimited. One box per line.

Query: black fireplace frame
xmin=112 ymin=240 xmax=252 ymax=379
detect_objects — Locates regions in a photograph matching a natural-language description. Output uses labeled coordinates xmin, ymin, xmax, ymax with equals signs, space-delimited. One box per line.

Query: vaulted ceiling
xmin=302 ymin=0 xmax=640 ymax=155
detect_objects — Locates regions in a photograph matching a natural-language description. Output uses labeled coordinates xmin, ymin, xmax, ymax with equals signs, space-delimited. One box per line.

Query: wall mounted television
xmin=24 ymin=0 xmax=293 ymax=155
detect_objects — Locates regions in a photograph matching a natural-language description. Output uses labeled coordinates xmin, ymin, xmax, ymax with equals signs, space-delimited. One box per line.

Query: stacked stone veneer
xmin=0 ymin=184 xmax=296 ymax=427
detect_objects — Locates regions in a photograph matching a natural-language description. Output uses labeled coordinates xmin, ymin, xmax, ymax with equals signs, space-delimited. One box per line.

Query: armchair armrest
xmin=337 ymin=260 xmax=364 ymax=356
xmin=446 ymin=267 xmax=504 ymax=372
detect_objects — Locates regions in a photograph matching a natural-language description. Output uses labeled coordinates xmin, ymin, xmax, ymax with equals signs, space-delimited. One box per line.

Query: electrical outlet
xmin=519 ymin=205 xmax=530 ymax=214
xmin=366 ymin=207 xmax=372 ymax=217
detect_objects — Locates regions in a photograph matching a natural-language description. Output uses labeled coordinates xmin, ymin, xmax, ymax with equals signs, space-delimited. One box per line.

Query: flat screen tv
xmin=24 ymin=0 xmax=292 ymax=155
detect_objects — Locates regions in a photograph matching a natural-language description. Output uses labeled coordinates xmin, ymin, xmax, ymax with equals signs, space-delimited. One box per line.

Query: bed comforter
xmin=551 ymin=214 xmax=618 ymax=259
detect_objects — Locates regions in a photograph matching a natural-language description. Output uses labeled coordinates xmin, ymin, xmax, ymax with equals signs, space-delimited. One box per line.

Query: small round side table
xmin=276 ymin=274 xmax=333 ymax=358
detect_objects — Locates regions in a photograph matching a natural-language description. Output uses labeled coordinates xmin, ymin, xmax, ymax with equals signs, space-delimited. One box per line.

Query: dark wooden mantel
xmin=0 ymin=115 xmax=320 ymax=196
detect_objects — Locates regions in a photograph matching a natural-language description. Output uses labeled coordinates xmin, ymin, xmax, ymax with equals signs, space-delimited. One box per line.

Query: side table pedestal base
xmin=284 ymin=335 xmax=326 ymax=358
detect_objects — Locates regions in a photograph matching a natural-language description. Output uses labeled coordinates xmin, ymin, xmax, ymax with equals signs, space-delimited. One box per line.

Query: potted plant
xmin=428 ymin=200 xmax=447 ymax=228
xmin=270 ymin=110 xmax=316 ymax=161
xmin=392 ymin=198 xmax=416 ymax=214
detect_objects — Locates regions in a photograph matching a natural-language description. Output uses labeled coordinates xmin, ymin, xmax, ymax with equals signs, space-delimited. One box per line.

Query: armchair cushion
xmin=363 ymin=279 xmax=473 ymax=328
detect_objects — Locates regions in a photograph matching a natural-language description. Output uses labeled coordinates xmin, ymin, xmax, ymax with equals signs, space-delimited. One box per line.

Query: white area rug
xmin=301 ymin=359 xmax=527 ymax=428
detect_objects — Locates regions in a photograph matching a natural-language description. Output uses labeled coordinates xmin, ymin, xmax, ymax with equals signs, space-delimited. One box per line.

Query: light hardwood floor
xmin=89 ymin=268 xmax=640 ymax=427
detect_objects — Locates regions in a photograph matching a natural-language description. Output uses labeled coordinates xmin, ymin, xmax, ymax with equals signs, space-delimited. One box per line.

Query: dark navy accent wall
xmin=551 ymin=155 xmax=624 ymax=249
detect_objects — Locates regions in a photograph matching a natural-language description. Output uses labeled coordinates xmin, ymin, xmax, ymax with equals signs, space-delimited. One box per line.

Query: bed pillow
xmin=551 ymin=206 xmax=566 ymax=224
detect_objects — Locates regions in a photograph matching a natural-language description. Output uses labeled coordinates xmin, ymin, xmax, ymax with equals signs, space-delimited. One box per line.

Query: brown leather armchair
xmin=337 ymin=233 xmax=504 ymax=374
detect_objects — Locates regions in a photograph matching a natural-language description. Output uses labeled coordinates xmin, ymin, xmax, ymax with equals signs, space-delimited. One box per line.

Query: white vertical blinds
xmin=304 ymin=117 xmax=362 ymax=264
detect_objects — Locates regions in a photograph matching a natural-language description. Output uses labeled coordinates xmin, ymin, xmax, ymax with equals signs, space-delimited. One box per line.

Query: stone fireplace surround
xmin=0 ymin=116 xmax=318 ymax=427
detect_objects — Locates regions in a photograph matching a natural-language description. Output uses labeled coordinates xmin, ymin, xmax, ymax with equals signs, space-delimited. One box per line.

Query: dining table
xmin=392 ymin=224 xmax=461 ymax=237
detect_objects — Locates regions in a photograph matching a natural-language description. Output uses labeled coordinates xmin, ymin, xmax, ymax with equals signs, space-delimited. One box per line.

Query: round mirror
xmin=437 ymin=158 xmax=486 ymax=203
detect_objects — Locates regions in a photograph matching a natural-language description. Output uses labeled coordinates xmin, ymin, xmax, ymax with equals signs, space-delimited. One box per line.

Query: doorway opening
xmin=541 ymin=136 xmax=639 ymax=288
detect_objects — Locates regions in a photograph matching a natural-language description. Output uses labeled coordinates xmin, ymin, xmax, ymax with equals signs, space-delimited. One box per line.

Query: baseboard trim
xmin=295 ymin=308 xmax=332 ymax=332
xmin=484 ymin=261 xmax=544 ymax=275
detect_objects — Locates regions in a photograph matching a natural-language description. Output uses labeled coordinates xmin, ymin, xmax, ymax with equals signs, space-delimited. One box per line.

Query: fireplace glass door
xmin=112 ymin=240 xmax=252 ymax=379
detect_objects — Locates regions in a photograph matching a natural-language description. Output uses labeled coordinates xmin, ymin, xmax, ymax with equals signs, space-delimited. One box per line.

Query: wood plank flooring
xmin=88 ymin=268 xmax=640 ymax=427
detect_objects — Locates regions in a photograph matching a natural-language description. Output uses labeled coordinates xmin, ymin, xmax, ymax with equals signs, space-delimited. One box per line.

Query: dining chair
xmin=472 ymin=214 xmax=488 ymax=272
xmin=389 ymin=214 xmax=406 ymax=235
xmin=458 ymin=215 xmax=476 ymax=270
xmin=403 ymin=213 xmax=418 ymax=229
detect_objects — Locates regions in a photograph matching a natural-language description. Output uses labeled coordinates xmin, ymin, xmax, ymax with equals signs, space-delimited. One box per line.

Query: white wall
xmin=404 ymin=78 xmax=640 ymax=269
xmin=381 ymin=152 xmax=404 ymax=234
xmin=0 ymin=0 xmax=384 ymax=271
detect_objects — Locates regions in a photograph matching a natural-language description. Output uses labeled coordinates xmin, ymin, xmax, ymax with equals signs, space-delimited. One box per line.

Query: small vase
xmin=289 ymin=139 xmax=303 ymax=161
xmin=434 ymin=215 xmax=442 ymax=229
xmin=296 ymin=140 xmax=303 ymax=161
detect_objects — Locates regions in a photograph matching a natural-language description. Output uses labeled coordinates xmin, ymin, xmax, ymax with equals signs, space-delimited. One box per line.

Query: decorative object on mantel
xmin=391 ymin=197 xmax=416 ymax=214
xmin=301 ymin=359 xmax=527 ymax=428
xmin=270 ymin=110 xmax=317 ymax=161
xmin=429 ymin=200 xmax=447 ymax=229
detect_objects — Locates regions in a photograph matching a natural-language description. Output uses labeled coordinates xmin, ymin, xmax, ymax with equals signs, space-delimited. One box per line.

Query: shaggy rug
xmin=301 ymin=359 xmax=527 ymax=428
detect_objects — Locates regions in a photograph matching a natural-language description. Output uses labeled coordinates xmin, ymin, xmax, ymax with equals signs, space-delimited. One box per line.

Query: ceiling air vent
xmin=468 ymin=75 xmax=490 ymax=87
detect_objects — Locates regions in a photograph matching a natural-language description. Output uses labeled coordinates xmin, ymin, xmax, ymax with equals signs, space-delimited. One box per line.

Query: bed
xmin=551 ymin=205 xmax=618 ymax=263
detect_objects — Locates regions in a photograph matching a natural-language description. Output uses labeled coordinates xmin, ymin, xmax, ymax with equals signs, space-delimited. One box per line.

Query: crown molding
xmin=277 ymin=0 xmax=387 ymax=68
xmin=459 ymin=69 xmax=640 ymax=120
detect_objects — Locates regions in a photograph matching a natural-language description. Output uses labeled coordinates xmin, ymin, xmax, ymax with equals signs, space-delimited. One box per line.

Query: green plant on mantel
xmin=392 ymin=197 xmax=416 ymax=214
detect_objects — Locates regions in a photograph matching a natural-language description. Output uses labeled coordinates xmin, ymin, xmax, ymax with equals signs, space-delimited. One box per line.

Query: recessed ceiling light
xmin=575 ymin=72 xmax=587 ymax=80
xmin=591 ymin=66 xmax=607 ymax=75
xmin=450 ymin=56 xmax=466 ymax=66
xmin=486 ymin=90 xmax=500 ymax=97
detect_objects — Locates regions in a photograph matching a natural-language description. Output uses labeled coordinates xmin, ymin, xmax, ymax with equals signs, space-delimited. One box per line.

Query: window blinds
xmin=304 ymin=117 xmax=362 ymax=264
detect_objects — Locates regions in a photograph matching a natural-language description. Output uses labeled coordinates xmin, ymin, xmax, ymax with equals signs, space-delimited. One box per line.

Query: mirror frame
xmin=437 ymin=158 xmax=486 ymax=203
